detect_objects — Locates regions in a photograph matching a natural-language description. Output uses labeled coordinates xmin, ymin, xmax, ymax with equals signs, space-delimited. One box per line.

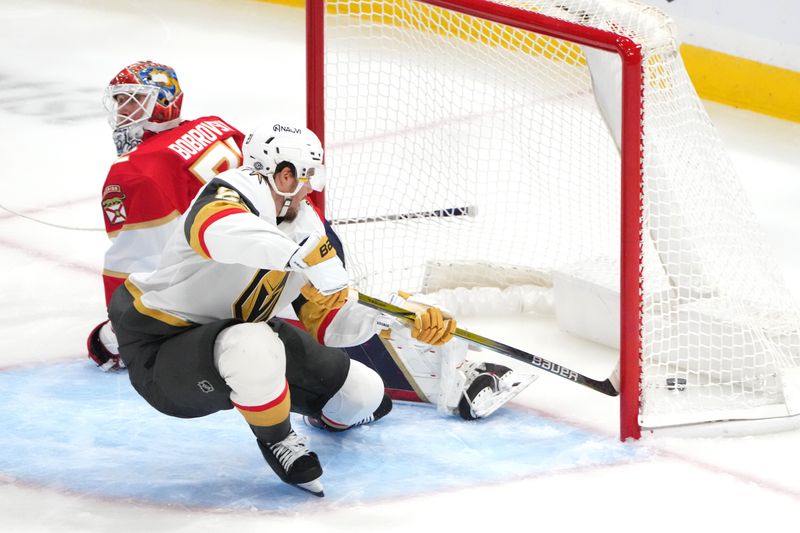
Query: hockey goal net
xmin=306 ymin=0 xmax=800 ymax=439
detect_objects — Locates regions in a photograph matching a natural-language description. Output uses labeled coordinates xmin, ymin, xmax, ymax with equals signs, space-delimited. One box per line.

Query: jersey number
xmin=189 ymin=138 xmax=243 ymax=183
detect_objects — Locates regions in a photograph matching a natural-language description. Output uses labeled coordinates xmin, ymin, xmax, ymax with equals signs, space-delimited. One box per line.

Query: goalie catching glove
xmin=288 ymin=233 xmax=348 ymax=295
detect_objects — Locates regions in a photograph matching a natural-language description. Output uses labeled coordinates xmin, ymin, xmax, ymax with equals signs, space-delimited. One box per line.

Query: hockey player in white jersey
xmin=108 ymin=122 xmax=457 ymax=497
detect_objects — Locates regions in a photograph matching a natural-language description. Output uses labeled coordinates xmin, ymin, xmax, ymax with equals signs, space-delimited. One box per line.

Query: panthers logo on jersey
xmin=102 ymin=184 xmax=127 ymax=225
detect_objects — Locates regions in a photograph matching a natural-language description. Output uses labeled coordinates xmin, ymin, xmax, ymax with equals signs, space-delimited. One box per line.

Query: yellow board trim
xmin=680 ymin=44 xmax=800 ymax=123
xmin=257 ymin=0 xmax=303 ymax=7
xmin=256 ymin=0 xmax=799 ymax=122
xmin=325 ymin=0 xmax=582 ymax=66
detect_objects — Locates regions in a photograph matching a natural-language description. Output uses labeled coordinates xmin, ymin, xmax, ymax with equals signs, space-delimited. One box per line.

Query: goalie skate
xmin=256 ymin=430 xmax=324 ymax=497
xmin=457 ymin=362 xmax=537 ymax=420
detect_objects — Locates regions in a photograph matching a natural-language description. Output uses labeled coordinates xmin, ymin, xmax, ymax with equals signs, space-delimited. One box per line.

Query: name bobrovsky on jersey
xmin=168 ymin=120 xmax=236 ymax=160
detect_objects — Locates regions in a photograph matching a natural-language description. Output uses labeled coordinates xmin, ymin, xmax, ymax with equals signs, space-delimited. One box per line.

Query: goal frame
xmin=305 ymin=0 xmax=646 ymax=441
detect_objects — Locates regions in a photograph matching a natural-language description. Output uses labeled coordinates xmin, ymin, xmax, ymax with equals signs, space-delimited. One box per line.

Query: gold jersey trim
xmin=107 ymin=210 xmax=181 ymax=238
xmin=102 ymin=269 xmax=129 ymax=279
xmin=124 ymin=279 xmax=192 ymax=328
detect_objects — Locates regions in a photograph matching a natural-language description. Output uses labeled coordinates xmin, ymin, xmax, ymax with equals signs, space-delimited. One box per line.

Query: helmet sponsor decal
xmin=272 ymin=124 xmax=301 ymax=134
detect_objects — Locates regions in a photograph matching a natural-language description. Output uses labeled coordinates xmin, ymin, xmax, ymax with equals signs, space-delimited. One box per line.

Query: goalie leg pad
xmin=378 ymin=322 xmax=536 ymax=419
xmin=437 ymin=338 xmax=469 ymax=415
xmin=457 ymin=363 xmax=538 ymax=420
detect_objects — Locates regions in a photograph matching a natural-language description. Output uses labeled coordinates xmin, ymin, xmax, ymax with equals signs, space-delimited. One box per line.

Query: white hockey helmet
xmin=243 ymin=123 xmax=326 ymax=198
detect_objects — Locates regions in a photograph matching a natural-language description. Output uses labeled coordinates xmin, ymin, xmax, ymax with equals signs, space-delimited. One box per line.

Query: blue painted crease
xmin=0 ymin=362 xmax=642 ymax=511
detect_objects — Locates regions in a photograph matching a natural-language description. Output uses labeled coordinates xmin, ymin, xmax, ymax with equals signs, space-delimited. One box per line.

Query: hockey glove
xmin=300 ymin=282 xmax=348 ymax=313
xmin=87 ymin=320 xmax=125 ymax=371
xmin=412 ymin=306 xmax=457 ymax=345
xmin=288 ymin=233 xmax=348 ymax=295
xmin=391 ymin=291 xmax=457 ymax=346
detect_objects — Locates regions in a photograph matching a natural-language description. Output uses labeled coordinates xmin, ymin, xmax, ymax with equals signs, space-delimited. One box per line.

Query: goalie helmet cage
xmin=306 ymin=0 xmax=800 ymax=440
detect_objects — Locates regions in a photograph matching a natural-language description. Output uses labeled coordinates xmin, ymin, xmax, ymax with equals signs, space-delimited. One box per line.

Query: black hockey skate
xmin=457 ymin=362 xmax=535 ymax=420
xmin=305 ymin=392 xmax=393 ymax=432
xmin=257 ymin=430 xmax=324 ymax=497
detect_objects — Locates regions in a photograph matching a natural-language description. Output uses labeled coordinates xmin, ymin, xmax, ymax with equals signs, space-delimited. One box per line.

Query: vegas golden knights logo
xmin=233 ymin=270 xmax=288 ymax=322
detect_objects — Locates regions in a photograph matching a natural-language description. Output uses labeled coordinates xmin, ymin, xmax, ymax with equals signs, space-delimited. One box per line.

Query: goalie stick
xmin=330 ymin=205 xmax=476 ymax=226
xmin=355 ymin=292 xmax=620 ymax=397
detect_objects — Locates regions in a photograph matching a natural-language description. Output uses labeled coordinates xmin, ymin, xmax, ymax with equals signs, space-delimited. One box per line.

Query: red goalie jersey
xmin=101 ymin=116 xmax=245 ymax=304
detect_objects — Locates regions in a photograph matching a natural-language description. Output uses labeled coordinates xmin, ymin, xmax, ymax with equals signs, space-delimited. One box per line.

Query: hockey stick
xmin=355 ymin=292 xmax=619 ymax=397
xmin=330 ymin=205 xmax=476 ymax=226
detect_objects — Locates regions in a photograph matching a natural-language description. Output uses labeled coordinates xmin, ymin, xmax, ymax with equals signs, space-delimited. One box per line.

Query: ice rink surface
xmin=0 ymin=1 xmax=799 ymax=531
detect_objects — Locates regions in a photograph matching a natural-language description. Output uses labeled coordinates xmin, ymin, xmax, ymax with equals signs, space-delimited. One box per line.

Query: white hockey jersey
xmin=125 ymin=166 xmax=378 ymax=347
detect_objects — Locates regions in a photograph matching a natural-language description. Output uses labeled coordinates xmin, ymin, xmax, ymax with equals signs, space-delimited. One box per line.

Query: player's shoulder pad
xmin=107 ymin=149 xmax=153 ymax=177
xmin=109 ymin=153 xmax=133 ymax=167
xmin=183 ymin=174 xmax=259 ymax=252
xmin=102 ymin=165 xmax=159 ymax=194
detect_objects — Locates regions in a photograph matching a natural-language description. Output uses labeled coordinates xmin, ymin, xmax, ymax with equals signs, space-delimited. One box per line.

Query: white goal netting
xmin=316 ymin=0 xmax=800 ymax=432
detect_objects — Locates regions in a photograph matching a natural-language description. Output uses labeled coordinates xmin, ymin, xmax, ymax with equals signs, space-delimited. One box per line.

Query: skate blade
xmin=296 ymin=479 xmax=325 ymax=497
xmin=473 ymin=373 xmax=538 ymax=418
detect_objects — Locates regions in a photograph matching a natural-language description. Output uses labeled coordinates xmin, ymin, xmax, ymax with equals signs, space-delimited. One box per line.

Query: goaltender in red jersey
xmin=89 ymin=60 xmax=244 ymax=370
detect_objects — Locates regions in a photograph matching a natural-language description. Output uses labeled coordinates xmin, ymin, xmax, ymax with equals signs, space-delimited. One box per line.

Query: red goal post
xmin=305 ymin=0 xmax=800 ymax=441
xmin=307 ymin=0 xmax=644 ymax=441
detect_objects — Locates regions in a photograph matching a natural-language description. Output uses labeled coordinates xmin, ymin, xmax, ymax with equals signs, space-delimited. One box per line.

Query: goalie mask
xmin=102 ymin=60 xmax=183 ymax=155
xmin=243 ymin=124 xmax=326 ymax=216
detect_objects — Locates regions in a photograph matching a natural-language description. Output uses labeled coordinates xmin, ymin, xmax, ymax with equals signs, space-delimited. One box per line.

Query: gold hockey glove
xmin=411 ymin=306 xmax=457 ymax=345
xmin=300 ymin=282 xmax=348 ymax=312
